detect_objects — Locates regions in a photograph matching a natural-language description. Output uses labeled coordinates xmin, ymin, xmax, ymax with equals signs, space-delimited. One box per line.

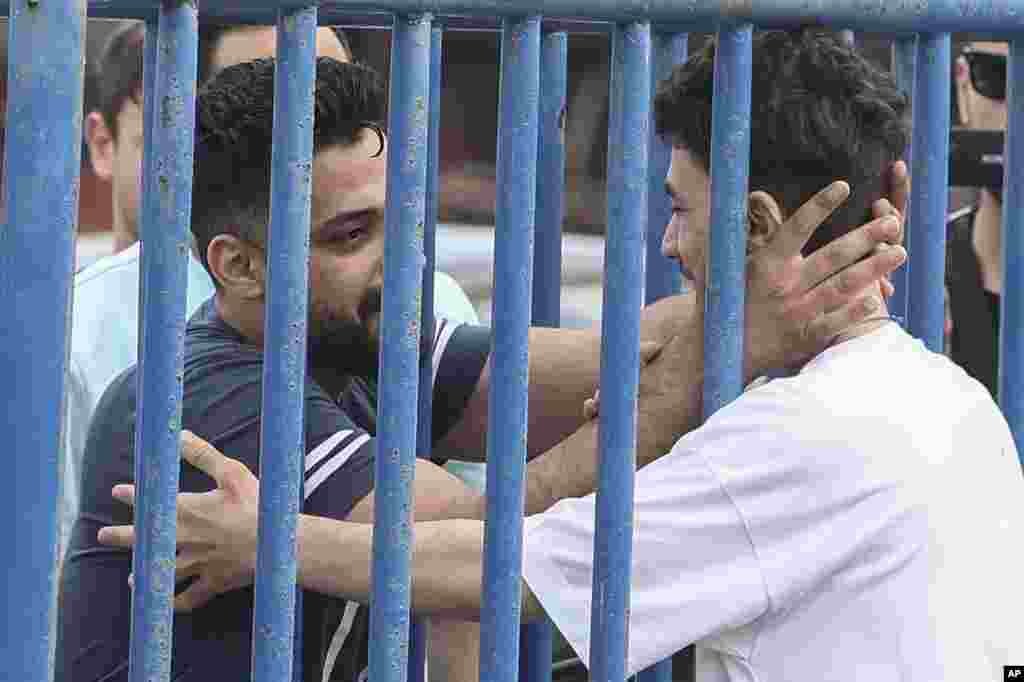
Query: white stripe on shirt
xmin=321 ymin=601 xmax=360 ymax=682
xmin=431 ymin=318 xmax=460 ymax=389
xmin=305 ymin=429 xmax=353 ymax=473
xmin=304 ymin=433 xmax=372 ymax=500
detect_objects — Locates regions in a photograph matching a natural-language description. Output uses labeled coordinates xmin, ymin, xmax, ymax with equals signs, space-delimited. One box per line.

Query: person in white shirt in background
xmin=63 ymin=21 xmax=484 ymax=556
xmin=100 ymin=28 xmax=1022 ymax=681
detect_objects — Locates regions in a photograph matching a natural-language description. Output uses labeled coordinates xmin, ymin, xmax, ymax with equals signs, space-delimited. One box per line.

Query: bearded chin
xmin=308 ymin=318 xmax=380 ymax=379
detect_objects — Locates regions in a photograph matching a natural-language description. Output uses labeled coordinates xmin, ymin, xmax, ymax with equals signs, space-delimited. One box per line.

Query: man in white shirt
xmin=100 ymin=29 xmax=1020 ymax=681
xmin=63 ymin=22 xmax=483 ymax=552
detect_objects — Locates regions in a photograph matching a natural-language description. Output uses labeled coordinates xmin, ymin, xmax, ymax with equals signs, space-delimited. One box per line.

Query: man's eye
xmin=344 ymin=225 xmax=368 ymax=241
xmin=324 ymin=223 xmax=367 ymax=244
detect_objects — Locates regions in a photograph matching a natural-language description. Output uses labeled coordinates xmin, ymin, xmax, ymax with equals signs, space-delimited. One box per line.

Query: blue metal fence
xmin=128 ymin=6 xmax=199 ymax=681
xmin=4 ymin=2 xmax=1024 ymax=681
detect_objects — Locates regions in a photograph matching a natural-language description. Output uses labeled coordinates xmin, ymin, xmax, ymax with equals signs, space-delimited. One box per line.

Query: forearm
xmin=522 ymin=367 xmax=701 ymax=516
xmin=521 ymin=293 xmax=690 ymax=459
xmin=427 ymin=618 xmax=480 ymax=682
xmin=437 ymin=294 xmax=690 ymax=464
xmin=295 ymin=513 xmax=488 ymax=620
xmin=523 ymin=293 xmax=704 ymax=515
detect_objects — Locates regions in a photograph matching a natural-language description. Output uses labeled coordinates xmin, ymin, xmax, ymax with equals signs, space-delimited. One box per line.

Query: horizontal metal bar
xmin=78 ymin=2 xmax=699 ymax=31
xmin=31 ymin=0 xmax=1024 ymax=33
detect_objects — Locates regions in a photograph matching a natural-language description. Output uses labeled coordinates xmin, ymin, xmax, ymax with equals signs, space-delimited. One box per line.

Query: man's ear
xmin=747 ymin=190 xmax=785 ymax=254
xmin=206 ymin=235 xmax=266 ymax=300
xmin=85 ymin=112 xmax=115 ymax=181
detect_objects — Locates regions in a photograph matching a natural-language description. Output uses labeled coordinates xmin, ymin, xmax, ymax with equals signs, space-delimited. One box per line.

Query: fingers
xmin=112 ymin=484 xmax=136 ymax=508
xmin=769 ymin=181 xmax=850 ymax=259
xmin=800 ymin=214 xmax=902 ymax=294
xmin=871 ymin=198 xmax=904 ymax=245
xmin=888 ymin=160 xmax=910 ymax=219
xmin=174 ymin=575 xmax=219 ymax=612
xmin=801 ymin=244 xmax=907 ymax=317
xmin=180 ymin=430 xmax=239 ymax=488
xmin=804 ymin=291 xmax=885 ymax=348
xmin=583 ymin=390 xmax=600 ymax=420
xmin=98 ymin=525 xmax=136 ymax=548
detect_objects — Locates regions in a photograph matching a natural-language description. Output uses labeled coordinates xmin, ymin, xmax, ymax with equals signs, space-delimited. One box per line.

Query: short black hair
xmin=92 ymin=22 xmax=352 ymax=141
xmin=654 ymin=28 xmax=909 ymax=255
xmin=190 ymin=56 xmax=386 ymax=283
xmin=92 ymin=22 xmax=146 ymax=141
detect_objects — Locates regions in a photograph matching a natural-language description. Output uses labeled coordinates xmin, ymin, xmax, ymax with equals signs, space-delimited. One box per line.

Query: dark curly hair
xmin=92 ymin=22 xmax=352 ymax=142
xmin=191 ymin=56 xmax=386 ymax=282
xmin=654 ymin=28 xmax=909 ymax=255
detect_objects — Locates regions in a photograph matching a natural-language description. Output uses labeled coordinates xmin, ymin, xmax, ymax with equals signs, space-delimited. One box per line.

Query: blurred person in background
xmin=946 ymin=38 xmax=1008 ymax=397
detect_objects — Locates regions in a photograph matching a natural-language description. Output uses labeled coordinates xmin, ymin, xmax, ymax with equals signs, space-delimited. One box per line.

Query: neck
xmin=973 ymin=190 xmax=1003 ymax=294
xmin=215 ymin=294 xmax=266 ymax=347
xmin=827 ymin=295 xmax=894 ymax=348
xmin=110 ymin=196 xmax=138 ymax=255
xmin=214 ymin=294 xmax=354 ymax=399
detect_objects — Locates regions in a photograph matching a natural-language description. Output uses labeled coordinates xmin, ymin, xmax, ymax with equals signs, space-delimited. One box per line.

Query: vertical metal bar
xmin=128 ymin=3 xmax=198 ymax=682
xmin=703 ymin=25 xmax=753 ymax=416
xmin=906 ymin=33 xmax=950 ymax=352
xmin=130 ymin=28 xmax=159 ymax=646
xmin=370 ymin=12 xmax=432 ymax=682
xmin=0 ymin=0 xmax=85 ymax=675
xmin=408 ymin=24 xmax=443 ymax=682
xmin=889 ymin=34 xmax=917 ymax=327
xmin=645 ymin=31 xmax=687 ymax=304
xmin=530 ymin=30 xmax=567 ymax=328
xmin=519 ymin=620 xmax=553 ymax=682
xmin=479 ymin=14 xmax=540 ymax=682
xmin=251 ymin=8 xmax=317 ymax=682
xmin=522 ymin=28 xmax=566 ymax=682
xmin=136 ymin=20 xmax=158 ymax=418
xmin=999 ymin=38 xmax=1024 ymax=467
xmin=408 ymin=621 xmax=428 ymax=682
xmin=588 ymin=21 xmax=650 ymax=682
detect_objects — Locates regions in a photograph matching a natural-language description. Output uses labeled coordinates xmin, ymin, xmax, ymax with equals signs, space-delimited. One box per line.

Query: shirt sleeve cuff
xmin=521 ymin=513 xmax=595 ymax=672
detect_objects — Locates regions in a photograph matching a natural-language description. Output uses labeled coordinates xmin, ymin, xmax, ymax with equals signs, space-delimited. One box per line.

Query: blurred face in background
xmin=86 ymin=25 xmax=350 ymax=254
xmin=956 ymin=41 xmax=1009 ymax=135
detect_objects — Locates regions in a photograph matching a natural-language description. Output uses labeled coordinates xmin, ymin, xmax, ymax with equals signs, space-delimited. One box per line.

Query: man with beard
xmin=946 ymin=38 xmax=1009 ymax=396
xmin=63 ymin=20 xmax=486 ymax=566
xmin=65 ymin=55 xmax=907 ymax=682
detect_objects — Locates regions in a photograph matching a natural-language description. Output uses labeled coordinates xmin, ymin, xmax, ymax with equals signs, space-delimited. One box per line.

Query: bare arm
xmin=435 ymin=295 xmax=683 ymax=464
xmin=299 ymin=511 xmax=543 ymax=622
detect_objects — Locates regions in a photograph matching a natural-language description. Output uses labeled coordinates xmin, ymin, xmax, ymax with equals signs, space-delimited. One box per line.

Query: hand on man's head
xmin=742 ymin=165 xmax=907 ymax=379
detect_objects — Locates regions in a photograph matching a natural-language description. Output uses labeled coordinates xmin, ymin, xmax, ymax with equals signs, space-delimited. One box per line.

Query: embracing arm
xmin=298 ymin=513 xmax=546 ymax=622
xmin=435 ymin=294 xmax=685 ymax=465
xmin=293 ymin=514 xmax=490 ymax=621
